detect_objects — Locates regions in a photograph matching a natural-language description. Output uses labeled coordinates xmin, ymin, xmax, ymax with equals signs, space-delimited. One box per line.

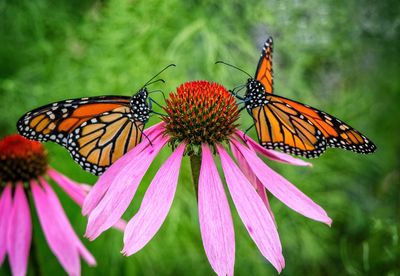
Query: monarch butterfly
xmin=17 ymin=64 xmax=175 ymax=175
xmin=218 ymin=37 xmax=376 ymax=158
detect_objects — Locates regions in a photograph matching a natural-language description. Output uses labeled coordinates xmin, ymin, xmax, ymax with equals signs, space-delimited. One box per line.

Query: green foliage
xmin=0 ymin=0 xmax=399 ymax=275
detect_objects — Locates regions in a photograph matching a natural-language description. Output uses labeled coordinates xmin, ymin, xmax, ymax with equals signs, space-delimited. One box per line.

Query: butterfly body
xmin=129 ymin=88 xmax=151 ymax=122
xmin=244 ymin=79 xmax=270 ymax=110
xmin=238 ymin=36 xmax=376 ymax=158
xmin=17 ymin=90 xmax=150 ymax=175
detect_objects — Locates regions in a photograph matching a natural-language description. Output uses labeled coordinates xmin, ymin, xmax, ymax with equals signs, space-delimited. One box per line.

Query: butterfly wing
xmin=67 ymin=106 xmax=144 ymax=175
xmin=17 ymin=96 xmax=146 ymax=175
xmin=255 ymin=37 xmax=274 ymax=94
xmin=251 ymin=94 xmax=376 ymax=157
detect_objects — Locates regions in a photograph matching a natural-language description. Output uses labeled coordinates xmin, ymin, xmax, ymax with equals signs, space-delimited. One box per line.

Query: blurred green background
xmin=0 ymin=0 xmax=399 ymax=275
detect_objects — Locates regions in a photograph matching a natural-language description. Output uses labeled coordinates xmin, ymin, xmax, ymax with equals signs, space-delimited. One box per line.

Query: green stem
xmin=190 ymin=154 xmax=202 ymax=200
xmin=30 ymin=233 xmax=42 ymax=276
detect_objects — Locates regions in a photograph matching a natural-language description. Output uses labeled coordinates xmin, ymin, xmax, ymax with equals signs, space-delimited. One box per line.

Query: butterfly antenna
xmin=146 ymin=78 xmax=165 ymax=86
xmin=215 ymin=61 xmax=252 ymax=78
xmin=143 ymin=64 xmax=176 ymax=87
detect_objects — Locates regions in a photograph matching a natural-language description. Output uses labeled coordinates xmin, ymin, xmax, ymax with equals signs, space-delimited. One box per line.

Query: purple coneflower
xmin=83 ymin=81 xmax=332 ymax=274
xmin=0 ymin=134 xmax=103 ymax=276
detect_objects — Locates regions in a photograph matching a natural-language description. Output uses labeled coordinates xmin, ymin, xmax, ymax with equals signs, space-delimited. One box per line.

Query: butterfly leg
xmin=148 ymin=89 xmax=167 ymax=102
xmin=242 ymin=123 xmax=255 ymax=142
xmin=234 ymin=94 xmax=246 ymax=101
xmin=238 ymin=105 xmax=248 ymax=113
xmin=149 ymin=98 xmax=167 ymax=117
xmin=229 ymin=86 xmax=246 ymax=100
xmin=139 ymin=127 xmax=153 ymax=147
xmin=236 ymin=98 xmax=252 ymax=112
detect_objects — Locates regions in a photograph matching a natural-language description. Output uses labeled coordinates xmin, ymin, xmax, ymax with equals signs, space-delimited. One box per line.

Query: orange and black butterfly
xmin=221 ymin=37 xmax=376 ymax=158
xmin=17 ymin=65 xmax=175 ymax=175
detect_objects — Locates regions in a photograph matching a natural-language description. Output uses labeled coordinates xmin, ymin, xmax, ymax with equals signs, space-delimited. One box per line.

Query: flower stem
xmin=190 ymin=154 xmax=202 ymax=199
xmin=30 ymin=232 xmax=42 ymax=276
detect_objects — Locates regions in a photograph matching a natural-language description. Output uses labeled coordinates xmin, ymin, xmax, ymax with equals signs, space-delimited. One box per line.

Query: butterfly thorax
xmin=130 ymin=88 xmax=150 ymax=123
xmin=245 ymin=79 xmax=270 ymax=112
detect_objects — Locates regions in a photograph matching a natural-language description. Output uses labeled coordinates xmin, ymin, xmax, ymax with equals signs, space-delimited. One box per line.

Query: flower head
xmin=0 ymin=134 xmax=98 ymax=275
xmin=84 ymin=81 xmax=332 ymax=274
xmin=0 ymin=134 xmax=47 ymax=182
xmin=163 ymin=81 xmax=239 ymax=153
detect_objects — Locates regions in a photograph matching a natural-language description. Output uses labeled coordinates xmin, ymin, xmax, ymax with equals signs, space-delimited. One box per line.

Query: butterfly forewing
xmin=252 ymin=95 xmax=327 ymax=157
xmin=255 ymin=37 xmax=274 ymax=94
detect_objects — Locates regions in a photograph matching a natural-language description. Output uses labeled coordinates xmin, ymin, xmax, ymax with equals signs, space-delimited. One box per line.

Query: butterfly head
xmin=130 ymin=87 xmax=150 ymax=122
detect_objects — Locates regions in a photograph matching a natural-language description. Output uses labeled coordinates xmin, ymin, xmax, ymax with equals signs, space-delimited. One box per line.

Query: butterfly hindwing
xmin=66 ymin=106 xmax=144 ymax=175
xmin=250 ymin=93 xmax=376 ymax=157
xmin=251 ymin=95 xmax=327 ymax=157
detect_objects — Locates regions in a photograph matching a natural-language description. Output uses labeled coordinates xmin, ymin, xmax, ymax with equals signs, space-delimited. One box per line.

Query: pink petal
xmin=217 ymin=145 xmax=284 ymax=272
xmin=85 ymin=135 xmax=169 ymax=240
xmin=112 ymin=220 xmax=127 ymax=232
xmin=142 ymin=122 xmax=166 ymax=137
xmin=231 ymin=139 xmax=332 ymax=225
xmin=198 ymin=144 xmax=235 ymax=276
xmin=7 ymin=182 xmax=32 ymax=276
xmin=79 ymin=184 xmax=92 ymax=193
xmin=39 ymin=178 xmax=96 ymax=267
xmin=47 ymin=168 xmax=126 ymax=232
xmin=0 ymin=183 xmax=13 ymax=265
xmin=47 ymin=168 xmax=86 ymax=206
xmin=230 ymin=143 xmax=276 ymax=225
xmin=122 ymin=143 xmax=185 ymax=255
xmin=234 ymin=129 xmax=312 ymax=167
xmin=82 ymin=122 xmax=166 ymax=216
xmin=31 ymin=180 xmax=81 ymax=275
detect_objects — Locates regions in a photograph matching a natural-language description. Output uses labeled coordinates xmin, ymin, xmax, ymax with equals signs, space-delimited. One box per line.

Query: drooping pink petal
xmin=85 ymin=134 xmax=169 ymax=240
xmin=122 ymin=143 xmax=185 ymax=255
xmin=112 ymin=220 xmax=127 ymax=232
xmin=82 ymin=122 xmax=166 ymax=216
xmin=217 ymin=145 xmax=284 ymax=272
xmin=231 ymin=139 xmax=332 ymax=225
xmin=230 ymin=143 xmax=276 ymax=225
xmin=31 ymin=180 xmax=81 ymax=275
xmin=234 ymin=130 xmax=312 ymax=167
xmin=0 ymin=183 xmax=12 ymax=265
xmin=79 ymin=184 xmax=92 ymax=193
xmin=47 ymin=168 xmax=86 ymax=206
xmin=39 ymin=178 xmax=96 ymax=267
xmin=7 ymin=182 xmax=32 ymax=276
xmin=47 ymin=168 xmax=126 ymax=232
xmin=198 ymin=144 xmax=235 ymax=276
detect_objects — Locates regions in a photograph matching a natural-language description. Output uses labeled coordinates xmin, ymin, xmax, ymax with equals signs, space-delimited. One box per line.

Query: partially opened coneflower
xmin=83 ymin=81 xmax=332 ymax=274
xmin=0 ymin=134 xmax=104 ymax=276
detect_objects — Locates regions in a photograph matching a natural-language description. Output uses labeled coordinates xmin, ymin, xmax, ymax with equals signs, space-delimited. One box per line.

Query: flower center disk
xmin=163 ymin=81 xmax=239 ymax=153
xmin=0 ymin=134 xmax=48 ymax=182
